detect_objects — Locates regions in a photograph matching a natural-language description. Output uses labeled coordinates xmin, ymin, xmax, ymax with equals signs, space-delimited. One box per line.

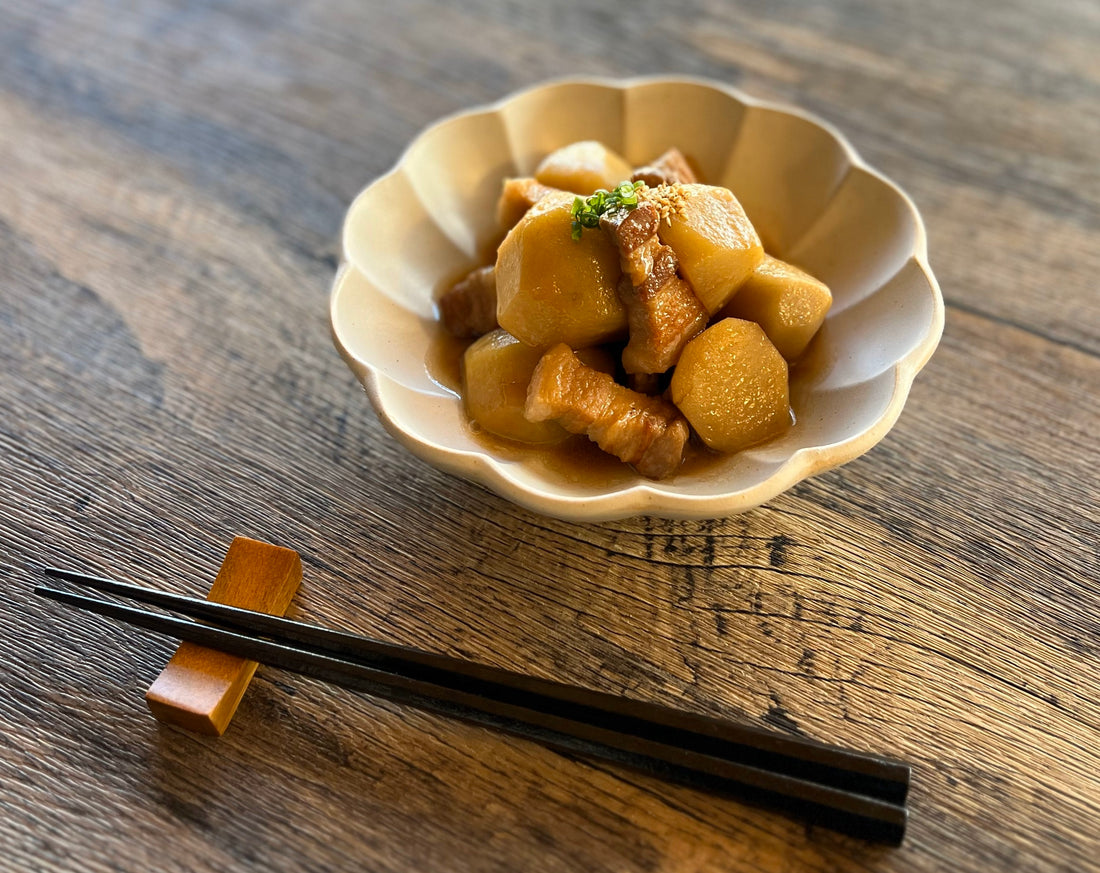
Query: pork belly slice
xmin=600 ymin=202 xmax=708 ymax=375
xmin=525 ymin=343 xmax=689 ymax=479
xmin=600 ymin=200 xmax=662 ymax=287
xmin=497 ymin=178 xmax=558 ymax=231
xmin=626 ymin=371 xmax=664 ymax=396
xmin=439 ymin=265 xmax=497 ymax=338
xmin=631 ymin=148 xmax=698 ymax=187
xmin=616 ymin=249 xmax=709 ymax=376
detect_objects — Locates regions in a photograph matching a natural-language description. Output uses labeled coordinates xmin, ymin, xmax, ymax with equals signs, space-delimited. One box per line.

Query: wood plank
xmin=0 ymin=0 xmax=1097 ymax=870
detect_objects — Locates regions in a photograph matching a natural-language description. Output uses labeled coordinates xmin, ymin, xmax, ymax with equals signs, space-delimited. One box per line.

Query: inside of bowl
xmin=335 ymin=78 xmax=939 ymax=516
xmin=342 ymin=169 xmax=470 ymax=318
xmin=400 ymin=109 xmax=518 ymax=261
xmin=499 ymin=82 xmax=627 ymax=176
xmin=784 ymin=166 xmax=920 ymax=312
xmin=332 ymin=267 xmax=449 ymax=396
xmin=719 ymin=104 xmax=853 ymax=258
xmin=621 ymin=80 xmax=747 ymax=183
xmin=798 ymin=258 xmax=940 ymax=394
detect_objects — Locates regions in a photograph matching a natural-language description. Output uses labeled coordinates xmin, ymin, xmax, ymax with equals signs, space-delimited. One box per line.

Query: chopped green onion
xmin=570 ymin=180 xmax=644 ymax=240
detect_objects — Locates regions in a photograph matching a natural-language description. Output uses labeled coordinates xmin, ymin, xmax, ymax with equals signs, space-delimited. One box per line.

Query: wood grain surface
xmin=1 ymin=1 xmax=1097 ymax=871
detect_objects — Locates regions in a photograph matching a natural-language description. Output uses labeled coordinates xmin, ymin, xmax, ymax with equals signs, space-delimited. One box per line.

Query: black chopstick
xmin=41 ymin=569 xmax=908 ymax=798
xmin=37 ymin=567 xmax=909 ymax=843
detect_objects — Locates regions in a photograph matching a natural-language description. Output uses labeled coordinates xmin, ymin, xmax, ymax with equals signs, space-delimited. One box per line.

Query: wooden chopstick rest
xmin=145 ymin=537 xmax=301 ymax=735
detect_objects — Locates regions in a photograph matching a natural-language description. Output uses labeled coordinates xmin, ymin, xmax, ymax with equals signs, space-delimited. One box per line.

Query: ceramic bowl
xmin=330 ymin=76 xmax=944 ymax=522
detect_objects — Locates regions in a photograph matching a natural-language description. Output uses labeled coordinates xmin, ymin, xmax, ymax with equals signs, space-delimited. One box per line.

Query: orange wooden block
xmin=145 ymin=537 xmax=302 ymax=735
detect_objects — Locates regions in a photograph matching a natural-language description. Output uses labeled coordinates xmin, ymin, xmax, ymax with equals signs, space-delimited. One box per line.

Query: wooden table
xmin=2 ymin=1 xmax=1097 ymax=870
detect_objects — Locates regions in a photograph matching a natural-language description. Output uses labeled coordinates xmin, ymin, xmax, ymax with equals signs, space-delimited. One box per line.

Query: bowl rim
xmin=330 ymin=74 xmax=945 ymax=522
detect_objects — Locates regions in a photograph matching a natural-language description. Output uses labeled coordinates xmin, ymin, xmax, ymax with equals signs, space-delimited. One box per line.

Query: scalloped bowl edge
xmin=330 ymin=76 xmax=945 ymax=522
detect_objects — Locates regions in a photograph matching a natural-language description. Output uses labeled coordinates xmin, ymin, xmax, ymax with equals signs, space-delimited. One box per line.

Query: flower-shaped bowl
xmin=330 ymin=76 xmax=944 ymax=521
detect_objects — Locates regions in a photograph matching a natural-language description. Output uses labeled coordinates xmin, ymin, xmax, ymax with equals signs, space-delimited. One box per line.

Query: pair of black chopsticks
xmin=36 ymin=567 xmax=909 ymax=844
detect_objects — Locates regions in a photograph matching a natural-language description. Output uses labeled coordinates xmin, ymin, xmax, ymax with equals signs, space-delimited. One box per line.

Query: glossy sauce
xmin=425 ymin=321 xmax=811 ymax=485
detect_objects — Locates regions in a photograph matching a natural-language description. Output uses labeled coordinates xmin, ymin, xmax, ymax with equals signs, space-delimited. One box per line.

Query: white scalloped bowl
xmin=331 ymin=77 xmax=944 ymax=522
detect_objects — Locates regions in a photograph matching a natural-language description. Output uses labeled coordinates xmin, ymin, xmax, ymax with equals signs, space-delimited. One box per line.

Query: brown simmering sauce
xmin=426 ymin=145 xmax=829 ymax=482
xmin=425 ymin=323 xmax=804 ymax=483
xmin=425 ymin=324 xmax=632 ymax=483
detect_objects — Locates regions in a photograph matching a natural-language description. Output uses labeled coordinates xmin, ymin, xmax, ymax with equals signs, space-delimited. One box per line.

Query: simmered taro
xmin=495 ymin=191 xmax=627 ymax=349
xmin=434 ymin=142 xmax=833 ymax=480
xmin=462 ymin=330 xmax=568 ymax=445
xmin=534 ymin=141 xmax=634 ymax=196
xmin=670 ymin=318 xmax=790 ymax=454
xmin=717 ymin=254 xmax=832 ymax=362
xmin=652 ymin=183 xmax=764 ymax=315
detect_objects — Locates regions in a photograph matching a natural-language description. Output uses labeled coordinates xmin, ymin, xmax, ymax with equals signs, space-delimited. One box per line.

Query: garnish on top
xmin=570 ymin=181 xmax=645 ymax=240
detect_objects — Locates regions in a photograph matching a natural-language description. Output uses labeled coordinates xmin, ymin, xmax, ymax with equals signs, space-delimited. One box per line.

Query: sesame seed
xmin=640 ymin=183 xmax=689 ymax=227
